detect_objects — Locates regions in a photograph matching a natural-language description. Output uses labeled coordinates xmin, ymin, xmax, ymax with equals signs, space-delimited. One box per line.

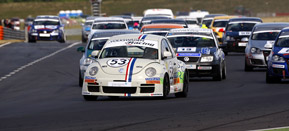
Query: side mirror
xmin=91 ymin=50 xmax=100 ymax=57
xmin=163 ymin=51 xmax=172 ymax=58
xmin=77 ymin=47 xmax=85 ymax=52
xmin=264 ymin=43 xmax=273 ymax=49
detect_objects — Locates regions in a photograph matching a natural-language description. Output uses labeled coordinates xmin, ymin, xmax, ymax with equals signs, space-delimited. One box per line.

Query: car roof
xmin=141 ymin=24 xmax=184 ymax=29
xmin=91 ymin=30 xmax=140 ymax=38
xmin=86 ymin=16 xmax=99 ymax=20
xmin=103 ymin=34 xmax=164 ymax=49
xmin=229 ymin=17 xmax=262 ymax=22
xmin=213 ymin=15 xmax=239 ymax=20
xmin=168 ymin=28 xmax=212 ymax=35
xmin=203 ymin=14 xmax=227 ymax=19
xmin=253 ymin=23 xmax=289 ymax=32
xmin=36 ymin=15 xmax=59 ymax=20
xmin=94 ymin=17 xmax=125 ymax=22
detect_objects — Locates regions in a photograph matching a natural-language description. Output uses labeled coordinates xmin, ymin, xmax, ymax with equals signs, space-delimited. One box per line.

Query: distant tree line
xmin=0 ymin=0 xmax=87 ymax=3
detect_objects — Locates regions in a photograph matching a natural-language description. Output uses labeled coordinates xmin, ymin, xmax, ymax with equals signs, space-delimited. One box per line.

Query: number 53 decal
xmin=107 ymin=58 xmax=130 ymax=67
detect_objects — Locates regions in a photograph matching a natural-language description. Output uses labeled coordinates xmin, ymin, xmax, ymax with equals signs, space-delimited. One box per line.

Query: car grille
xmin=140 ymin=84 xmax=155 ymax=93
xmin=103 ymin=86 xmax=137 ymax=93
xmin=177 ymin=57 xmax=199 ymax=62
xmin=39 ymin=30 xmax=53 ymax=33
xmin=87 ymin=83 xmax=100 ymax=92
xmin=250 ymin=59 xmax=263 ymax=65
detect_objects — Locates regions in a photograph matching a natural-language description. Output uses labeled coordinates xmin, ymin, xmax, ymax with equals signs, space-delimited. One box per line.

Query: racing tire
xmin=58 ymin=34 xmax=66 ymax=43
xmin=224 ymin=51 xmax=228 ymax=56
xmin=245 ymin=59 xmax=253 ymax=71
xmin=213 ymin=64 xmax=222 ymax=81
xmin=79 ymin=70 xmax=83 ymax=87
xmin=266 ymin=70 xmax=280 ymax=83
xmin=175 ymin=71 xmax=188 ymax=98
xmin=222 ymin=61 xmax=227 ymax=79
xmin=83 ymin=95 xmax=98 ymax=101
xmin=82 ymin=35 xmax=87 ymax=43
xmin=162 ymin=74 xmax=170 ymax=98
xmin=28 ymin=37 xmax=36 ymax=43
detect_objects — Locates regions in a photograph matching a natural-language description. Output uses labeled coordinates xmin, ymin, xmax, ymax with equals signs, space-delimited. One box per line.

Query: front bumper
xmin=268 ymin=61 xmax=289 ymax=78
xmin=185 ymin=62 xmax=220 ymax=77
xmin=222 ymin=41 xmax=247 ymax=52
xmin=245 ymin=50 xmax=271 ymax=67
xmin=29 ymin=32 xmax=61 ymax=41
xmin=82 ymin=75 xmax=165 ymax=97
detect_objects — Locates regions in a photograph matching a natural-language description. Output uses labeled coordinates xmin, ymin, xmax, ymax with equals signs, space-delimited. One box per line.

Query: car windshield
xmin=213 ymin=21 xmax=228 ymax=27
xmin=145 ymin=32 xmax=168 ymax=36
xmin=276 ymin=37 xmax=289 ymax=47
xmin=88 ymin=39 xmax=108 ymax=50
xmin=92 ymin=23 xmax=126 ymax=29
xmin=85 ymin=22 xmax=93 ymax=26
xmin=168 ymin=36 xmax=216 ymax=48
xmin=100 ymin=46 xmax=158 ymax=59
xmin=202 ymin=19 xmax=212 ymax=27
xmin=186 ymin=20 xmax=198 ymax=24
xmin=34 ymin=20 xmax=59 ymax=25
xmin=251 ymin=32 xmax=279 ymax=40
xmin=227 ymin=23 xmax=256 ymax=31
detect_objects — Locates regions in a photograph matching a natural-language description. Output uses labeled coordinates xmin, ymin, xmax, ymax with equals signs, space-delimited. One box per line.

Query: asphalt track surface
xmin=0 ymin=41 xmax=289 ymax=131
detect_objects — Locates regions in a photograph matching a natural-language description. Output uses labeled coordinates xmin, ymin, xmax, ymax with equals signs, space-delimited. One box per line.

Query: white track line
xmin=0 ymin=42 xmax=12 ymax=48
xmin=249 ymin=126 xmax=289 ymax=131
xmin=0 ymin=41 xmax=82 ymax=82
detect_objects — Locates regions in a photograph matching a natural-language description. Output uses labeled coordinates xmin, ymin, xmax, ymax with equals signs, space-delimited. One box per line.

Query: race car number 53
xmin=107 ymin=58 xmax=130 ymax=67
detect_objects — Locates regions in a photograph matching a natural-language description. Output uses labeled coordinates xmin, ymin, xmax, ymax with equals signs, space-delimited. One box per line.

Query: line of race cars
xmin=26 ymin=8 xmax=289 ymax=100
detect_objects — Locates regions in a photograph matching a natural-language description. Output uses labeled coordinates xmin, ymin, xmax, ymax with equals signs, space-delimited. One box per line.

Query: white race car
xmin=82 ymin=34 xmax=189 ymax=100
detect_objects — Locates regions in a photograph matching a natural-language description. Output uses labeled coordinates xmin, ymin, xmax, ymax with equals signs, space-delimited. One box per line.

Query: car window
xmin=88 ymin=39 xmax=108 ymax=50
xmin=168 ymin=36 xmax=216 ymax=48
xmin=34 ymin=20 xmax=59 ymax=25
xmin=162 ymin=39 xmax=173 ymax=58
xmin=227 ymin=23 xmax=256 ymax=31
xmin=213 ymin=21 xmax=228 ymax=27
xmin=100 ymin=46 xmax=158 ymax=59
xmin=92 ymin=23 xmax=126 ymax=29
xmin=251 ymin=32 xmax=279 ymax=40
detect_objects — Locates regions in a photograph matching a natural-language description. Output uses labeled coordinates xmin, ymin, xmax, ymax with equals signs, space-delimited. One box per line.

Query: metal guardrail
xmin=2 ymin=26 xmax=25 ymax=40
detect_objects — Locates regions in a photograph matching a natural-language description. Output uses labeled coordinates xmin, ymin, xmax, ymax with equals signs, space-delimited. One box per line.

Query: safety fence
xmin=0 ymin=26 xmax=25 ymax=40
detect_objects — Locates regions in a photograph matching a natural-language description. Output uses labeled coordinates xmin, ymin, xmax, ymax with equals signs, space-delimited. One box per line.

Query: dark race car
xmin=222 ymin=17 xmax=262 ymax=55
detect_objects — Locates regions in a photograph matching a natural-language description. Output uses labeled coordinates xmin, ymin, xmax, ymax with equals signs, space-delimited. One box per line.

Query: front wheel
xmin=79 ymin=70 xmax=83 ymax=87
xmin=162 ymin=74 xmax=170 ymax=98
xmin=175 ymin=71 xmax=188 ymax=98
xmin=213 ymin=64 xmax=222 ymax=81
xmin=245 ymin=59 xmax=253 ymax=71
xmin=222 ymin=61 xmax=226 ymax=79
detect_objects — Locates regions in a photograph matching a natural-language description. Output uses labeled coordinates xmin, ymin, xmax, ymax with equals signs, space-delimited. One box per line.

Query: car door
xmin=161 ymin=39 xmax=178 ymax=86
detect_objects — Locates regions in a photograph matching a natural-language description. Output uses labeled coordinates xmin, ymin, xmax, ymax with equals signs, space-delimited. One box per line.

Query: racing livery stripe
xmin=125 ymin=58 xmax=133 ymax=81
xmin=138 ymin=35 xmax=143 ymax=39
xmin=124 ymin=93 xmax=131 ymax=97
xmin=141 ymin=34 xmax=147 ymax=40
xmin=128 ymin=58 xmax=137 ymax=82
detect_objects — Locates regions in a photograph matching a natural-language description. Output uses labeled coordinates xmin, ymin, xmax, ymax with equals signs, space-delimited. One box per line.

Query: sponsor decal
xmin=119 ymin=68 xmax=124 ymax=73
xmin=124 ymin=93 xmax=131 ymax=97
xmin=272 ymin=64 xmax=285 ymax=69
xmin=106 ymin=38 xmax=158 ymax=49
xmin=82 ymin=92 xmax=91 ymax=95
xmin=84 ymin=76 xmax=97 ymax=83
xmin=177 ymin=53 xmax=201 ymax=57
xmin=150 ymin=93 xmax=163 ymax=96
xmin=201 ymin=48 xmax=210 ymax=54
xmin=145 ymin=77 xmax=161 ymax=84
xmin=108 ymin=82 xmax=132 ymax=87
xmin=278 ymin=48 xmax=289 ymax=54
xmin=177 ymin=47 xmax=196 ymax=52
xmin=107 ymin=58 xmax=130 ymax=68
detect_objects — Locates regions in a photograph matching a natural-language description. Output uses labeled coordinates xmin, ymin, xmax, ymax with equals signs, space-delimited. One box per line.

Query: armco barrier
xmin=3 ymin=27 xmax=25 ymax=40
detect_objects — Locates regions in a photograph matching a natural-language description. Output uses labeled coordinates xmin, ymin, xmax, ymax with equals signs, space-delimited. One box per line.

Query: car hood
xmin=176 ymin=47 xmax=217 ymax=56
xmin=273 ymin=47 xmax=289 ymax=58
xmin=250 ymin=40 xmax=275 ymax=50
xmin=97 ymin=58 xmax=159 ymax=75
xmin=34 ymin=25 xmax=59 ymax=30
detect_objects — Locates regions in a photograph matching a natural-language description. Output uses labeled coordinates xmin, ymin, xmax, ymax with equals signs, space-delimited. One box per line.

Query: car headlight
xmin=226 ymin=36 xmax=235 ymax=41
xmin=84 ymin=58 xmax=93 ymax=65
xmin=272 ymin=55 xmax=285 ymax=63
xmin=250 ymin=47 xmax=261 ymax=54
xmin=145 ymin=67 xmax=156 ymax=77
xmin=53 ymin=29 xmax=59 ymax=33
xmin=89 ymin=67 xmax=98 ymax=76
xmin=200 ymin=56 xmax=214 ymax=62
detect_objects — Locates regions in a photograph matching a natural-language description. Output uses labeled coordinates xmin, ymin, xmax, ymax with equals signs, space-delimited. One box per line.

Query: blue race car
xmin=28 ymin=15 xmax=66 ymax=43
xmin=266 ymin=27 xmax=289 ymax=83
xmin=222 ymin=17 xmax=262 ymax=55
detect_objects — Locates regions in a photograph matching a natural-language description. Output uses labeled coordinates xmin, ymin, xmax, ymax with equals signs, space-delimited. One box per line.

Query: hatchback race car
xmin=81 ymin=16 xmax=98 ymax=42
xmin=28 ymin=15 xmax=66 ymax=43
xmin=77 ymin=30 xmax=140 ymax=86
xmin=245 ymin=23 xmax=289 ymax=71
xmin=166 ymin=28 xmax=226 ymax=80
xmin=222 ymin=17 xmax=262 ymax=55
xmin=82 ymin=34 xmax=188 ymax=100
xmin=266 ymin=27 xmax=289 ymax=83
